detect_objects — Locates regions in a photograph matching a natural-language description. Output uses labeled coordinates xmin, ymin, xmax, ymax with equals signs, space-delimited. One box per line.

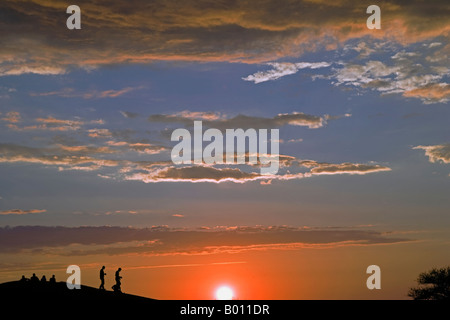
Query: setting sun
xmin=215 ymin=286 xmax=234 ymax=300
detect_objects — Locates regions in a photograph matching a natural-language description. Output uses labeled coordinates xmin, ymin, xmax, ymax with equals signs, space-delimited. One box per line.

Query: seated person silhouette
xmin=41 ymin=275 xmax=47 ymax=282
xmin=20 ymin=275 xmax=28 ymax=282
xmin=30 ymin=273 xmax=39 ymax=283
xmin=99 ymin=266 xmax=106 ymax=290
xmin=49 ymin=275 xmax=56 ymax=284
xmin=112 ymin=267 xmax=122 ymax=293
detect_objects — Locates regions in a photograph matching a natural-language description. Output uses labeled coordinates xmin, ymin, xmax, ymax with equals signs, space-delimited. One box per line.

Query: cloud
xmin=150 ymin=111 xmax=348 ymax=129
xmin=0 ymin=225 xmax=411 ymax=255
xmin=242 ymin=61 xmax=331 ymax=83
xmin=56 ymin=144 xmax=116 ymax=155
xmin=428 ymin=42 xmax=442 ymax=48
xmin=7 ymin=123 xmax=80 ymax=132
xmin=5 ymin=115 xmax=104 ymax=132
xmin=0 ymin=64 xmax=66 ymax=77
xmin=32 ymin=86 xmax=142 ymax=99
xmin=123 ymin=160 xmax=391 ymax=184
xmin=0 ymin=143 xmax=119 ymax=171
xmin=120 ymin=111 xmax=140 ymax=119
xmin=173 ymin=110 xmax=224 ymax=121
xmin=0 ymin=209 xmax=46 ymax=215
xmin=344 ymin=41 xmax=376 ymax=58
xmin=329 ymin=42 xmax=450 ymax=104
xmin=413 ymin=144 xmax=450 ymax=164
xmin=105 ymin=140 xmax=167 ymax=154
xmin=286 ymin=138 xmax=303 ymax=143
xmin=35 ymin=117 xmax=83 ymax=126
xmin=125 ymin=166 xmax=266 ymax=184
xmin=125 ymin=142 xmax=167 ymax=155
xmin=0 ymin=135 xmax=390 ymax=183
xmin=403 ymin=83 xmax=450 ymax=104
xmin=34 ymin=116 xmax=83 ymax=131
xmin=87 ymin=128 xmax=112 ymax=138
xmin=1 ymin=0 xmax=448 ymax=75
xmin=309 ymin=163 xmax=392 ymax=175
xmin=1 ymin=111 xmax=21 ymax=123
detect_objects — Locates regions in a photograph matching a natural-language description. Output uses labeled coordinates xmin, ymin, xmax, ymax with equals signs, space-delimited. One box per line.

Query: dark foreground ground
xmin=0 ymin=280 xmax=154 ymax=302
xmin=0 ymin=280 xmax=446 ymax=318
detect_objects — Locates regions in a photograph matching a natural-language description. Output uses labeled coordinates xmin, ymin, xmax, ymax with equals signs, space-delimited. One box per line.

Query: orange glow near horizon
xmin=3 ymin=236 xmax=447 ymax=300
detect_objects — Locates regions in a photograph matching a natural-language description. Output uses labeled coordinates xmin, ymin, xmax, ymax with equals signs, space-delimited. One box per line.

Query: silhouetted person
xmin=30 ymin=273 xmax=39 ymax=283
xmin=99 ymin=266 xmax=106 ymax=290
xmin=112 ymin=267 xmax=122 ymax=293
xmin=49 ymin=275 xmax=56 ymax=284
xmin=41 ymin=275 xmax=47 ymax=282
xmin=20 ymin=275 xmax=28 ymax=282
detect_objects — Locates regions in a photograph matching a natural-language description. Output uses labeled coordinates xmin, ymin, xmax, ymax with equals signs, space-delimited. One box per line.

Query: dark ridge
xmin=0 ymin=280 xmax=155 ymax=302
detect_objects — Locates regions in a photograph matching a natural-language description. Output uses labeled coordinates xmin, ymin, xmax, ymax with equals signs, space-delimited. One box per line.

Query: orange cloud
xmin=173 ymin=111 xmax=224 ymax=121
xmin=0 ymin=225 xmax=411 ymax=255
xmin=310 ymin=163 xmax=392 ymax=175
xmin=1 ymin=111 xmax=21 ymax=123
xmin=87 ymin=128 xmax=112 ymax=138
xmin=105 ymin=140 xmax=167 ymax=154
xmin=149 ymin=111 xmax=343 ymax=129
xmin=1 ymin=0 xmax=448 ymax=75
xmin=0 ymin=209 xmax=46 ymax=215
xmin=403 ymin=83 xmax=450 ymax=104
xmin=0 ymin=143 xmax=119 ymax=170
xmin=35 ymin=116 xmax=83 ymax=126
xmin=57 ymin=144 xmax=116 ymax=154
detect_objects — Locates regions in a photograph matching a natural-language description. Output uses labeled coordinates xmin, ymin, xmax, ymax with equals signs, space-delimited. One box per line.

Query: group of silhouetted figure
xmin=20 ymin=273 xmax=56 ymax=284
xmin=18 ymin=267 xmax=123 ymax=293
xmin=100 ymin=266 xmax=123 ymax=293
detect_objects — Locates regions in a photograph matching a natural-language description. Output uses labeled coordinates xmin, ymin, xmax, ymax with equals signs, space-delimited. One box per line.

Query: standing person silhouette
xmin=30 ymin=273 xmax=39 ymax=283
xmin=99 ymin=266 xmax=106 ymax=290
xmin=113 ymin=267 xmax=122 ymax=293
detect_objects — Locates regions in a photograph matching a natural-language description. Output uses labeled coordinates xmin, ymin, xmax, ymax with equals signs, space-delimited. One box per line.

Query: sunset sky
xmin=0 ymin=0 xmax=449 ymax=299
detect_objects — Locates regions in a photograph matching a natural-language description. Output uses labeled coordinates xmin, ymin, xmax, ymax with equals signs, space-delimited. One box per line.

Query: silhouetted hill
xmin=0 ymin=280 xmax=155 ymax=302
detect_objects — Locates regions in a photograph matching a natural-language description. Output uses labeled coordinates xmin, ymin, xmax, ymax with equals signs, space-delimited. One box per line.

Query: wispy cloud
xmin=0 ymin=225 xmax=411 ymax=256
xmin=123 ymin=160 xmax=390 ymax=184
xmin=286 ymin=138 xmax=303 ymax=143
xmin=0 ymin=209 xmax=46 ymax=215
xmin=5 ymin=115 xmax=104 ymax=132
xmin=329 ymin=43 xmax=450 ymax=104
xmin=0 ymin=138 xmax=390 ymax=183
xmin=150 ymin=111 xmax=349 ymax=129
xmin=173 ymin=110 xmax=224 ymax=121
xmin=120 ymin=111 xmax=140 ymax=119
xmin=106 ymin=140 xmax=167 ymax=154
xmin=87 ymin=128 xmax=112 ymax=138
xmin=309 ymin=163 xmax=392 ymax=175
xmin=1 ymin=111 xmax=21 ymax=123
xmin=0 ymin=110 xmax=384 ymax=184
xmin=242 ymin=40 xmax=450 ymax=104
xmin=0 ymin=143 xmax=119 ymax=171
xmin=242 ymin=62 xmax=331 ymax=84
xmin=31 ymin=86 xmax=142 ymax=99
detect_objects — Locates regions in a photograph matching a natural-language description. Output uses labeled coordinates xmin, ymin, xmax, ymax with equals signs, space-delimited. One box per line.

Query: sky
xmin=0 ymin=0 xmax=449 ymax=299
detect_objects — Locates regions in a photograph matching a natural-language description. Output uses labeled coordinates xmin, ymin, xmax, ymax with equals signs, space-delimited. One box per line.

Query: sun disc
xmin=216 ymin=286 xmax=233 ymax=300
